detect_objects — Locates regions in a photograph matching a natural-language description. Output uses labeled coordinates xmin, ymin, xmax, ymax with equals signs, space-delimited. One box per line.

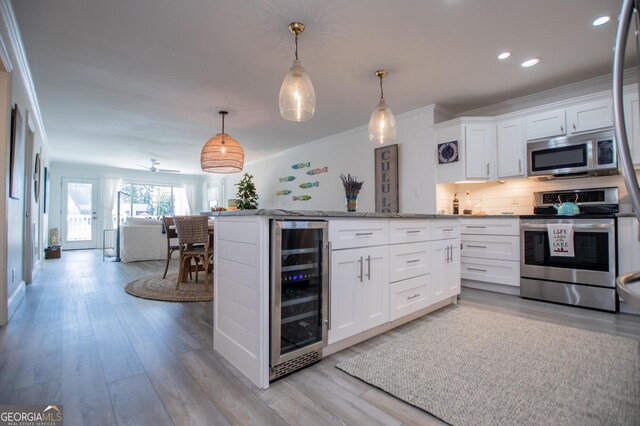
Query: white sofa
xmin=120 ymin=217 xmax=168 ymax=263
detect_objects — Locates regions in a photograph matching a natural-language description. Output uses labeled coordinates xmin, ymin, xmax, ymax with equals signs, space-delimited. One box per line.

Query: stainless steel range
xmin=520 ymin=187 xmax=618 ymax=311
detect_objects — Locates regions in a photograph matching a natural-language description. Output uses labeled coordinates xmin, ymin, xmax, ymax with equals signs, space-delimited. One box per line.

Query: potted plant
xmin=235 ymin=173 xmax=259 ymax=210
xmin=340 ymin=173 xmax=364 ymax=212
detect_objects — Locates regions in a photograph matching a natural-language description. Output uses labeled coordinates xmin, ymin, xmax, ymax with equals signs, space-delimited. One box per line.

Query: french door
xmin=61 ymin=177 xmax=98 ymax=249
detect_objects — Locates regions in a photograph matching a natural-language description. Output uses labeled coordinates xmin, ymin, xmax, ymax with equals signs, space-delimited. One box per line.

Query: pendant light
xmin=368 ymin=69 xmax=397 ymax=145
xmin=279 ymin=22 xmax=316 ymax=121
xmin=201 ymin=111 xmax=244 ymax=174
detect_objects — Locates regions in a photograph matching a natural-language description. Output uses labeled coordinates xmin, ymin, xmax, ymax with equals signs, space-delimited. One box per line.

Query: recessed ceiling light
xmin=592 ymin=16 xmax=610 ymax=26
xmin=521 ymin=58 xmax=540 ymax=68
xmin=498 ymin=52 xmax=511 ymax=60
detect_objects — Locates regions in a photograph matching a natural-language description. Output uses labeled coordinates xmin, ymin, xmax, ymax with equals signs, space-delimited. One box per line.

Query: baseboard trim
xmin=462 ymin=279 xmax=520 ymax=296
xmin=7 ymin=280 xmax=25 ymax=322
xmin=323 ymin=297 xmax=455 ymax=357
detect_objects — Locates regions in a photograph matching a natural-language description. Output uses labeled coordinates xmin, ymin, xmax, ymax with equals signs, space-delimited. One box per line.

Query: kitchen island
xmin=205 ymin=210 xmax=461 ymax=389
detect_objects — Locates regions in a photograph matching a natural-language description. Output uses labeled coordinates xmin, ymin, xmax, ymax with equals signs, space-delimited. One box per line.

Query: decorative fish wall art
xmin=307 ymin=166 xmax=328 ymax=176
xmin=279 ymin=176 xmax=295 ymax=182
xmin=291 ymin=162 xmax=310 ymax=169
xmin=299 ymin=181 xmax=319 ymax=189
xmin=293 ymin=195 xmax=311 ymax=201
xmin=275 ymin=190 xmax=292 ymax=196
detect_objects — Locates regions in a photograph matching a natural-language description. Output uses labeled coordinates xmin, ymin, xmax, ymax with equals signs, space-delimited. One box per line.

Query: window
xmin=113 ymin=183 xmax=189 ymax=226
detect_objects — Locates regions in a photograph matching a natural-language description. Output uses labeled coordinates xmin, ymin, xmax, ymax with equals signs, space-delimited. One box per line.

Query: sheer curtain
xmin=101 ymin=177 xmax=121 ymax=230
xmin=183 ymin=183 xmax=199 ymax=215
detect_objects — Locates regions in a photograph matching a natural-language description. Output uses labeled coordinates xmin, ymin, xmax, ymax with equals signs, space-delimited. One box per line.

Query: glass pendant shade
xmin=201 ymin=112 xmax=244 ymax=174
xmin=279 ymin=59 xmax=316 ymax=121
xmin=368 ymin=98 xmax=397 ymax=145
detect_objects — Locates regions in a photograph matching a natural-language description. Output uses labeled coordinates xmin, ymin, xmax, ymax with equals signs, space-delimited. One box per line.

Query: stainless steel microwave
xmin=527 ymin=129 xmax=617 ymax=179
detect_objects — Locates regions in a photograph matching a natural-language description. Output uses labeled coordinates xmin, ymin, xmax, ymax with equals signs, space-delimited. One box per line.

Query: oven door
xmin=520 ymin=219 xmax=615 ymax=287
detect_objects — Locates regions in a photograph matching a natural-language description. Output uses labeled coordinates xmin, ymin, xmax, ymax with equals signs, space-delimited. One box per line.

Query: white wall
xmin=49 ymin=162 xmax=206 ymax=248
xmin=218 ymin=106 xmax=440 ymax=214
xmin=0 ymin=0 xmax=50 ymax=324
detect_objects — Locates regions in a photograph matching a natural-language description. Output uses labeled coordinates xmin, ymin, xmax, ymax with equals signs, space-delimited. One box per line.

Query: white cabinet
xmin=618 ymin=217 xmax=640 ymax=275
xmin=497 ymin=118 xmax=526 ymax=179
xmin=566 ymin=98 xmax=613 ymax=134
xmin=430 ymin=238 xmax=461 ymax=304
xmin=390 ymin=275 xmax=430 ymax=321
xmin=460 ymin=218 xmax=520 ymax=290
xmin=525 ymin=99 xmax=613 ymax=141
xmin=389 ymin=242 xmax=430 ymax=282
xmin=329 ymin=246 xmax=389 ymax=343
xmin=465 ymin=123 xmax=496 ymax=179
xmin=431 ymin=219 xmax=461 ymax=240
xmin=389 ymin=219 xmax=429 ymax=244
xmin=623 ymin=89 xmax=640 ymax=166
xmin=436 ymin=118 xmax=496 ymax=183
xmin=329 ymin=220 xmax=389 ymax=250
xmin=526 ymin=108 xmax=566 ymax=140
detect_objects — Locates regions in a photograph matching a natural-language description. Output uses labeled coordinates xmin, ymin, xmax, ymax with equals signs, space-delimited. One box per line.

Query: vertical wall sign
xmin=374 ymin=143 xmax=399 ymax=213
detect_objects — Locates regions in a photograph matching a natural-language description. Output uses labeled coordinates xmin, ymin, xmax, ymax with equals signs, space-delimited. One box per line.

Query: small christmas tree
xmin=235 ymin=173 xmax=259 ymax=210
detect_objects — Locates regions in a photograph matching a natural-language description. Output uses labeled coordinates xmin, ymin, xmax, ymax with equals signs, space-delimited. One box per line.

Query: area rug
xmin=125 ymin=273 xmax=212 ymax=302
xmin=337 ymin=306 xmax=640 ymax=426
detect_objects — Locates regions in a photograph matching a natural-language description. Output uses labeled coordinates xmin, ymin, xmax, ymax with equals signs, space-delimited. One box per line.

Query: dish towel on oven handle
xmin=547 ymin=223 xmax=574 ymax=257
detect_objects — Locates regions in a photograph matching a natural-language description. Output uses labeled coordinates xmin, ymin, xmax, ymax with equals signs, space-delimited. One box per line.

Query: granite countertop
xmin=202 ymin=210 xmax=635 ymax=219
xmin=201 ymin=209 xmax=521 ymax=219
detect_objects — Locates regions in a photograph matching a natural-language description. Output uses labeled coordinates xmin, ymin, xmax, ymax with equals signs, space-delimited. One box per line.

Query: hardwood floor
xmin=1 ymin=250 xmax=639 ymax=425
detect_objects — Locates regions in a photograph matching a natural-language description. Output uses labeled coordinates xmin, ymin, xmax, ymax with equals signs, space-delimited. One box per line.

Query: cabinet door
xmin=617 ymin=217 xmax=640 ymax=275
xmin=361 ymin=246 xmax=390 ymax=331
xmin=443 ymin=241 xmax=461 ymax=298
xmin=465 ymin=124 xmax=494 ymax=179
xmin=526 ymin=108 xmax=566 ymax=140
xmin=567 ymin=98 xmax=613 ymax=134
xmin=430 ymin=239 xmax=450 ymax=304
xmin=623 ymin=91 xmax=640 ymax=166
xmin=497 ymin=118 xmax=525 ymax=178
xmin=328 ymin=249 xmax=363 ymax=343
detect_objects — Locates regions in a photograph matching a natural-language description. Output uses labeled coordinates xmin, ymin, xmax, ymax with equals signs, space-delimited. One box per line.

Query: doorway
xmin=61 ymin=177 xmax=99 ymax=249
xmin=22 ymin=115 xmax=39 ymax=282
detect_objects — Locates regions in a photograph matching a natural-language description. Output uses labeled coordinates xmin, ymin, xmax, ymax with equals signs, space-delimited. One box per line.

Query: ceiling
xmin=11 ymin=0 xmax=624 ymax=175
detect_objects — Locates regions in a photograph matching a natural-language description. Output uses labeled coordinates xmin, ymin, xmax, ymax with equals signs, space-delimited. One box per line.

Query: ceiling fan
xmin=136 ymin=159 xmax=180 ymax=173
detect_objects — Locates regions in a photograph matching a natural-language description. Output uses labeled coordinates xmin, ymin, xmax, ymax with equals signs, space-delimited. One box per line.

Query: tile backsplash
xmin=436 ymin=171 xmax=640 ymax=215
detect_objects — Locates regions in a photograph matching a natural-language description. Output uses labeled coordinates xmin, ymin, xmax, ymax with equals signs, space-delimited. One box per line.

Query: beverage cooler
xmin=270 ymin=220 xmax=328 ymax=380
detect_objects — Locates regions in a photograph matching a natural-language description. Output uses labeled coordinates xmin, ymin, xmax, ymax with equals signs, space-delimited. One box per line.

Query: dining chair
xmin=173 ymin=216 xmax=211 ymax=291
xmin=161 ymin=216 xmax=181 ymax=279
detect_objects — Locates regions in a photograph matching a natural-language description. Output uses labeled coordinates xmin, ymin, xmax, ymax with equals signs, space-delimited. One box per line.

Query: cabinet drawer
xmin=430 ymin=220 xmax=460 ymax=240
xmin=461 ymin=235 xmax=520 ymax=261
xmin=390 ymin=275 xmax=430 ymax=321
xmin=389 ymin=219 xmax=430 ymax=244
xmin=389 ymin=242 xmax=430 ymax=282
xmin=329 ymin=220 xmax=389 ymax=250
xmin=461 ymin=258 xmax=520 ymax=287
xmin=460 ymin=218 xmax=519 ymax=236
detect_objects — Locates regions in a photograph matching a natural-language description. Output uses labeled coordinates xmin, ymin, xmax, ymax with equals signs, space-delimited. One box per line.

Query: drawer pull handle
xmin=442 ymin=228 xmax=454 ymax=231
xmin=407 ymin=293 xmax=421 ymax=300
xmin=467 ymin=267 xmax=487 ymax=272
xmin=466 ymin=226 xmax=486 ymax=229
xmin=406 ymin=259 xmax=421 ymax=263
xmin=355 ymin=232 xmax=374 ymax=236
xmin=406 ymin=230 xmax=421 ymax=234
xmin=466 ymin=245 xmax=487 ymax=249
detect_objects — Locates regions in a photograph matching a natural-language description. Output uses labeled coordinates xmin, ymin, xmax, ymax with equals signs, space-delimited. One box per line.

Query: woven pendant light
xmin=201 ymin=111 xmax=244 ymax=174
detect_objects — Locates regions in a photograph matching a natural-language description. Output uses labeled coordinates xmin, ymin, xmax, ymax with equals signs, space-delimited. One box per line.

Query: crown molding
xmin=458 ymin=69 xmax=638 ymax=118
xmin=0 ymin=0 xmax=48 ymax=151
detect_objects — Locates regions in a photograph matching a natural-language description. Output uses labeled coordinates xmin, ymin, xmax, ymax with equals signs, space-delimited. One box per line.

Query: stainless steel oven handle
xmin=521 ymin=223 xmax=613 ymax=231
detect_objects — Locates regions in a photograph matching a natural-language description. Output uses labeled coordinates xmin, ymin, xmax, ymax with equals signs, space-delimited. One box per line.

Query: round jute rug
xmin=125 ymin=273 xmax=213 ymax=302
